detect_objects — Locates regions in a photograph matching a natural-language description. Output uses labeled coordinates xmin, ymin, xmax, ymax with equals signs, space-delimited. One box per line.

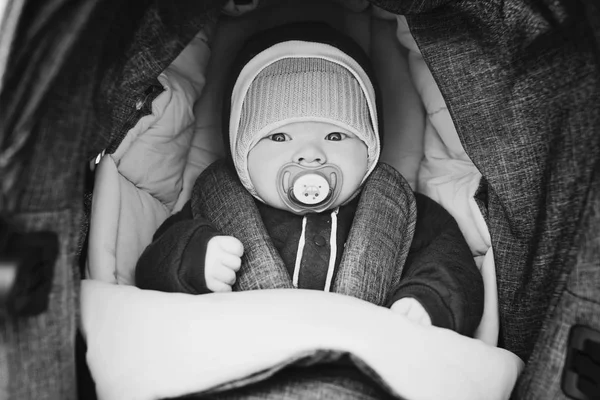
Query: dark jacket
xmin=136 ymin=170 xmax=484 ymax=337
xmin=136 ymin=21 xmax=483 ymax=337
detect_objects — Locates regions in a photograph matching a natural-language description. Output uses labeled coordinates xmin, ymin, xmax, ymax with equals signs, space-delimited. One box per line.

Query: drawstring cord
xmin=292 ymin=215 xmax=307 ymax=288
xmin=292 ymin=208 xmax=339 ymax=290
xmin=324 ymin=208 xmax=338 ymax=292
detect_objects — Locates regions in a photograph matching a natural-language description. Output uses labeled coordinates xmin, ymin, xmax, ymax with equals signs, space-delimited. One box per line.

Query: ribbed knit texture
xmin=235 ymin=58 xmax=377 ymax=196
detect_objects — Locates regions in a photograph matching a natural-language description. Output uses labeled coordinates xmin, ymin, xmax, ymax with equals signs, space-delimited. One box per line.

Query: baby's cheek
xmin=247 ymin=160 xmax=279 ymax=204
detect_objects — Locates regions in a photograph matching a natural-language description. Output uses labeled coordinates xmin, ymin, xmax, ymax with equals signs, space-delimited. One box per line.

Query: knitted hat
xmin=229 ymin=40 xmax=381 ymax=199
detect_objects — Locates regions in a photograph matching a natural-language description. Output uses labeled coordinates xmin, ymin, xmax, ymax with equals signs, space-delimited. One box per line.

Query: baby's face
xmin=247 ymin=121 xmax=368 ymax=214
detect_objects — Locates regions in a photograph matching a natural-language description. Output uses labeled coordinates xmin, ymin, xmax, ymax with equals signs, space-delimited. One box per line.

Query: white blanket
xmin=81 ymin=280 xmax=523 ymax=400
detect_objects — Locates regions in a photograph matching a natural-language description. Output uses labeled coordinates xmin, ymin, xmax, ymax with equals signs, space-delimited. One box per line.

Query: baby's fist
xmin=205 ymin=236 xmax=244 ymax=293
xmin=390 ymin=297 xmax=432 ymax=326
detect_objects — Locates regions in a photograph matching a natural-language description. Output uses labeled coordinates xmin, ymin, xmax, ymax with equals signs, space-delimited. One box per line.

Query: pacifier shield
xmin=292 ymin=174 xmax=330 ymax=205
xmin=276 ymin=163 xmax=343 ymax=214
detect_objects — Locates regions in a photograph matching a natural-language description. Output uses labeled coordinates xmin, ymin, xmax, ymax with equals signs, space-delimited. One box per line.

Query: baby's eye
xmin=269 ymin=133 xmax=289 ymax=142
xmin=325 ymin=132 xmax=344 ymax=141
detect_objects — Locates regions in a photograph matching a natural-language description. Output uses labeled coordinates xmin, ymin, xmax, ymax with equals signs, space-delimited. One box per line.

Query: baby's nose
xmin=294 ymin=144 xmax=326 ymax=165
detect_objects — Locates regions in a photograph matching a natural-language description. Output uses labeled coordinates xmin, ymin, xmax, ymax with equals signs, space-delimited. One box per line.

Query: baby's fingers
xmin=391 ymin=298 xmax=432 ymax=326
xmin=206 ymin=278 xmax=232 ymax=293
xmin=211 ymin=265 xmax=237 ymax=286
xmin=390 ymin=298 xmax=412 ymax=314
xmin=221 ymin=253 xmax=242 ymax=272
xmin=216 ymin=236 xmax=244 ymax=257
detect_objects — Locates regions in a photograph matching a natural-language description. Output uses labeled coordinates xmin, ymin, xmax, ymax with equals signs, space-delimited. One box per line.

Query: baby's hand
xmin=390 ymin=297 xmax=432 ymax=326
xmin=205 ymin=236 xmax=244 ymax=293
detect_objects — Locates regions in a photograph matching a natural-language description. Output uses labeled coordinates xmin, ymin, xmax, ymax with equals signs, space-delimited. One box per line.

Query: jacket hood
xmin=221 ymin=21 xmax=384 ymax=161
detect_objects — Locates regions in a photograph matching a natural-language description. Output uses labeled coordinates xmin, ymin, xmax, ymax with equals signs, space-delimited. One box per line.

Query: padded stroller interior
xmin=81 ymin=2 xmax=523 ymax=400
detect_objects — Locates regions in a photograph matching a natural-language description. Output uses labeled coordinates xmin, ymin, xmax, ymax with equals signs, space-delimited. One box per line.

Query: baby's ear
xmin=221 ymin=0 xmax=260 ymax=16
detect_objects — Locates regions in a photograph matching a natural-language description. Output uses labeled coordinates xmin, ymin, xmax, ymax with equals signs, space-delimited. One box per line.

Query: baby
xmin=135 ymin=22 xmax=483 ymax=335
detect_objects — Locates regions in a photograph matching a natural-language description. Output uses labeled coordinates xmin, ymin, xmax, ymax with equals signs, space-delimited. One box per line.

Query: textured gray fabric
xmin=513 ymin=160 xmax=600 ymax=398
xmin=393 ymin=0 xmax=600 ymax=364
xmin=0 ymin=211 xmax=80 ymax=400
xmin=191 ymin=160 xmax=416 ymax=305
xmin=2 ymin=0 xmax=599 ymax=398
xmin=1 ymin=2 xmax=221 ymax=398
xmin=0 ymin=0 xmax=99 ymax=213
xmin=332 ymin=162 xmax=416 ymax=305
xmin=96 ymin=1 xmax=223 ymax=153
xmin=0 ymin=44 xmax=95 ymax=397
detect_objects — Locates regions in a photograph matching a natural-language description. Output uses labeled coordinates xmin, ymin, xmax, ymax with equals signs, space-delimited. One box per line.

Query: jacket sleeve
xmin=387 ymin=193 xmax=484 ymax=336
xmin=135 ymin=200 xmax=222 ymax=294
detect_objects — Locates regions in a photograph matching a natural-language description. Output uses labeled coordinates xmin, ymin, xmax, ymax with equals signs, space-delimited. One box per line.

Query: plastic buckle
xmin=562 ymin=325 xmax=600 ymax=400
xmin=0 ymin=217 xmax=58 ymax=319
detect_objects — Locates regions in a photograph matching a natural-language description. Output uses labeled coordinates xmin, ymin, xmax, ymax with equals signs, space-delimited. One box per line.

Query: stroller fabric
xmin=0 ymin=0 xmax=598 ymax=399
xmin=84 ymin=3 xmax=513 ymax=399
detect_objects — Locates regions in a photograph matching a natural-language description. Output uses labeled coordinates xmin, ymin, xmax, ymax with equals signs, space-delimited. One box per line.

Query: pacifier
xmin=276 ymin=163 xmax=343 ymax=214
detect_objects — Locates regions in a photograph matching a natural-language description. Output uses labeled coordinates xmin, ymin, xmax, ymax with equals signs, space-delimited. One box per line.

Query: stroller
xmin=0 ymin=1 xmax=598 ymax=399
